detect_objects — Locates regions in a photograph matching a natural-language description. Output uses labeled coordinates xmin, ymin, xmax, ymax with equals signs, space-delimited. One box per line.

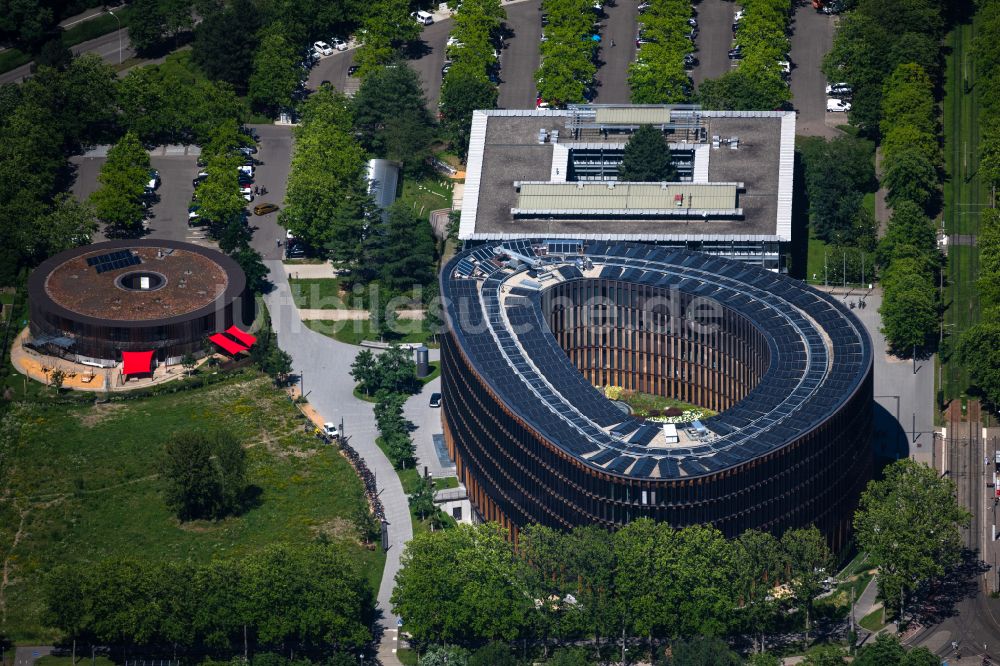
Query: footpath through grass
xmin=0 ymin=373 xmax=384 ymax=642
xmin=941 ymin=16 xmax=986 ymax=401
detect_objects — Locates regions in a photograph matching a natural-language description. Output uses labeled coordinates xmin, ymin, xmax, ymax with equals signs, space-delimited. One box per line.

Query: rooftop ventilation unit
xmin=537 ymin=128 xmax=549 ymax=144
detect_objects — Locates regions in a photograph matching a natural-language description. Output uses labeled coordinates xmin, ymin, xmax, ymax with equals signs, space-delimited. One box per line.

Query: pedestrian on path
xmin=611 ymin=38 xmax=615 ymax=47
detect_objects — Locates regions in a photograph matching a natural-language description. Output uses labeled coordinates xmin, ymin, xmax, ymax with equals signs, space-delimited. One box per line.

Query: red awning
xmin=209 ymin=333 xmax=249 ymax=355
xmin=226 ymin=326 xmax=257 ymax=348
xmin=121 ymin=350 xmax=155 ymax=376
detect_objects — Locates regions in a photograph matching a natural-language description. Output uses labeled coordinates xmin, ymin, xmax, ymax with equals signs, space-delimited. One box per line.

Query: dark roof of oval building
xmin=441 ymin=239 xmax=873 ymax=481
xmin=29 ymin=240 xmax=246 ymax=328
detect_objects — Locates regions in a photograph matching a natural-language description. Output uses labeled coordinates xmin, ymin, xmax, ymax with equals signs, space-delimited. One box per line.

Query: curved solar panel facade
xmin=441 ymin=240 xmax=873 ymax=548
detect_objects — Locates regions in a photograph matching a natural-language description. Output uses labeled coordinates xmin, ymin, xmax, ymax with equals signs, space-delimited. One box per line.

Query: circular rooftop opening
xmin=116 ymin=271 xmax=167 ymax=292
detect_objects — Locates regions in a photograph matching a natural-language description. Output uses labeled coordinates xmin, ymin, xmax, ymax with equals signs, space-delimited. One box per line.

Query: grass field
xmin=859 ymin=606 xmax=888 ymax=632
xmin=941 ymin=16 xmax=986 ymax=400
xmin=398 ymin=177 xmax=454 ymax=222
xmin=289 ymin=277 xmax=359 ymax=310
xmin=0 ymin=374 xmax=384 ymax=642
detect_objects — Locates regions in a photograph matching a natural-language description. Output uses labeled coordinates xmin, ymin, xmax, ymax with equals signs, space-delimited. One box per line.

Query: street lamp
xmin=107 ymin=10 xmax=123 ymax=64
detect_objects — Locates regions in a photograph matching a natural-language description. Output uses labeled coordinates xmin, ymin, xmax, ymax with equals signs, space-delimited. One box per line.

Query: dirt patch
xmin=310 ymin=517 xmax=356 ymax=541
xmin=77 ymin=401 xmax=127 ymax=428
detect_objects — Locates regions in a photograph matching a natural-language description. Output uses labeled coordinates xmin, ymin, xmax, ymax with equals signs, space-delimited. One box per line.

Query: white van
xmin=411 ymin=10 xmax=434 ymax=25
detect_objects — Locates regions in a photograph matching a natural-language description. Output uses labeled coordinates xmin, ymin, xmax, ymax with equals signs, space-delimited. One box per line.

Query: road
xmin=690 ymin=0 xmax=733 ymax=87
xmin=247 ymin=124 xmax=294 ymax=261
xmin=788 ymin=3 xmax=838 ymax=138
xmin=263 ymin=262 xmax=418 ymax=666
xmin=498 ymin=0 xmax=542 ymax=108
xmin=403 ymin=374 xmax=453 ymax=479
xmin=593 ymin=0 xmax=637 ymax=103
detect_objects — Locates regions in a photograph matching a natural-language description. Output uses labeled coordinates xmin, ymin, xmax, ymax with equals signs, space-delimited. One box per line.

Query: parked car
xmin=429 ymin=392 xmax=442 ymax=408
xmin=192 ymin=173 xmax=208 ymax=187
xmin=688 ymin=17 xmax=697 ymax=27
xmin=331 ymin=37 xmax=347 ymax=51
xmin=826 ymin=82 xmax=851 ymax=96
xmin=826 ymin=97 xmax=851 ymax=112
xmin=442 ymin=62 xmax=452 ymax=76
xmin=321 ymin=422 xmax=341 ymax=439
xmin=683 ymin=53 xmax=698 ymax=68
xmin=238 ymin=164 xmax=254 ymax=178
xmin=637 ymin=2 xmax=650 ymax=10
xmin=188 ymin=203 xmax=201 ymax=223
xmin=313 ymin=41 xmax=333 ymax=56
xmin=411 ymin=10 xmax=434 ymax=25
xmin=146 ymin=169 xmax=160 ymax=191
xmin=348 ymin=65 xmax=360 ymax=76
xmin=253 ymin=202 xmax=279 ymax=216
xmin=728 ymin=47 xmax=743 ymax=59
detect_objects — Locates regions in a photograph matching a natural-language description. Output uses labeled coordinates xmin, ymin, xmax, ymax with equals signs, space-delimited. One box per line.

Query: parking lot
xmin=498 ymin=0 xmax=543 ymax=108
xmin=593 ymin=0 xmax=638 ymax=103
xmin=788 ymin=3 xmax=839 ymax=137
xmin=69 ymin=128 xmax=292 ymax=258
xmin=690 ymin=0 xmax=734 ymax=86
xmin=307 ymin=12 xmax=452 ymax=110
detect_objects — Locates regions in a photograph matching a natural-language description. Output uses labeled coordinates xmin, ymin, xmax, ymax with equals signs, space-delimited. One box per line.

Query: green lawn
xmin=0 ymin=374 xmax=384 ymax=642
xmin=289 ymin=277 xmax=359 ymax=310
xmin=859 ymin=606 xmax=888 ymax=632
xmin=941 ymin=16 xmax=986 ymax=400
xmin=379 ymin=449 xmax=458 ymax=536
xmin=304 ymin=318 xmax=437 ymax=347
xmin=399 ymin=176 xmax=454 ymax=222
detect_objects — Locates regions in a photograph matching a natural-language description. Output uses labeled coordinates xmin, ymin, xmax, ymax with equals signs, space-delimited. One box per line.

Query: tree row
xmin=535 ymin=0 xmax=599 ymax=106
xmin=628 ymin=0 xmax=694 ymax=104
xmin=391 ymin=460 xmax=968 ymax=657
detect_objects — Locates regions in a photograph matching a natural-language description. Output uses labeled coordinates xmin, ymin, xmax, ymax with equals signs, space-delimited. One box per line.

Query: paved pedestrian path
xmin=263 ymin=262 xmax=410 ymax=666
xmin=298 ymin=308 xmax=424 ymax=321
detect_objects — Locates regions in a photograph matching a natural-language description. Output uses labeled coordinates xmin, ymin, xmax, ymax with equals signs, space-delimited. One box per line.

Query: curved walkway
xmin=263 ymin=261 xmax=411 ymax=665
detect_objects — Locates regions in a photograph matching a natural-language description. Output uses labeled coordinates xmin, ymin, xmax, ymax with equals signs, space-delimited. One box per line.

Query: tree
xmin=733 ymin=529 xmax=784 ymax=654
xmin=352 ymin=63 xmax=435 ymax=175
xmin=232 ymin=245 xmax=270 ymax=295
xmin=370 ymin=201 xmax=437 ymax=293
xmin=802 ymin=644 xmax=846 ymax=666
xmin=798 ymin=135 xmax=877 ymax=242
xmin=409 ymin=475 xmax=437 ymax=522
xmin=161 ymin=430 xmax=247 ymax=520
xmin=879 ymin=264 xmax=938 ymax=353
xmin=248 ymin=25 xmax=301 ymax=115
xmin=854 ymin=459 xmax=971 ymax=619
xmin=420 ymin=645 xmax=471 ymax=666
xmin=391 ymin=524 xmax=532 ymax=643
xmin=239 ymin=543 xmax=374 ymax=648
xmin=374 ymin=344 xmax=420 ymax=394
xmin=469 ymin=642 xmax=519 ymax=666
xmin=697 ymin=64 xmax=791 ymax=112
xmin=619 ymin=125 xmax=678 ymax=182
xmin=355 ymin=0 xmax=421 ymax=76
xmin=181 ymin=353 xmax=197 ymax=376
xmin=33 ymin=193 xmax=98 ymax=260
xmin=352 ymin=500 xmax=379 ymax=545
xmin=440 ymin=66 xmax=498 ymax=158
xmin=781 ymin=526 xmax=832 ymax=643
xmin=192 ymin=0 xmax=260 ymax=92
xmin=90 ymin=132 xmax=150 ymax=236
xmin=129 ymin=0 xmax=169 ymax=55
xmin=42 ymin=565 xmax=90 ymax=661
xmin=665 ymin=637 xmax=741 ymax=666
xmin=281 ymin=87 xmax=371 ymax=265
xmin=958 ymin=319 xmax=1000 ymax=406
xmin=350 ymin=349 xmax=379 ymax=394
xmin=547 ymin=648 xmax=590 ymax=666
xmin=876 ymin=200 xmax=938 ymax=268
xmin=854 ymin=634 xmax=905 ymax=666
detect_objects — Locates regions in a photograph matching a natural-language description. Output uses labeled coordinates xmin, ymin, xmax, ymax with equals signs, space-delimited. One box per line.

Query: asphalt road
xmin=690 ymin=0 xmax=734 ymax=87
xmin=0 ymin=26 xmax=134 ymax=85
xmin=593 ymin=0 xmax=638 ymax=103
xmin=788 ymin=3 xmax=839 ymax=138
xmin=498 ymin=0 xmax=542 ymax=108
